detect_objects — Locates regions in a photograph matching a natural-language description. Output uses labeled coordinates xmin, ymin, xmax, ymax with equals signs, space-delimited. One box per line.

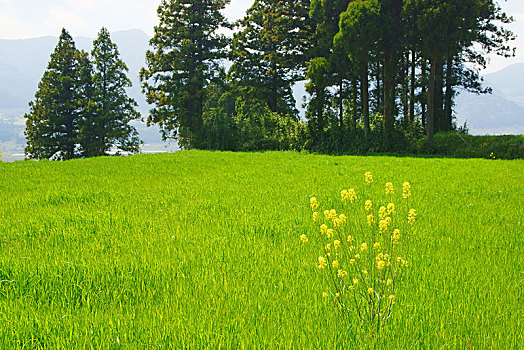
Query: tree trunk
xmin=434 ymin=60 xmax=444 ymax=133
xmin=421 ymin=59 xmax=427 ymax=128
xmin=409 ymin=51 xmax=416 ymax=123
xmin=427 ymin=55 xmax=437 ymax=147
xmin=270 ymin=69 xmax=278 ymax=113
xmin=351 ymin=78 xmax=358 ymax=130
xmin=317 ymin=86 xmax=325 ymax=136
xmin=383 ymin=50 xmax=395 ymax=151
xmin=375 ymin=62 xmax=382 ymax=114
xmin=443 ymin=56 xmax=454 ymax=132
xmin=403 ymin=52 xmax=409 ymax=122
xmin=361 ymin=61 xmax=370 ymax=140
xmin=339 ymin=77 xmax=344 ymax=130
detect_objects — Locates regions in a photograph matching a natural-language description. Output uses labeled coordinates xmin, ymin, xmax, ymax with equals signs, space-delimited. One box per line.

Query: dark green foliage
xmin=25 ymin=28 xmax=142 ymax=161
xmin=25 ymin=29 xmax=89 ymax=160
xmin=138 ymin=0 xmax=515 ymax=157
xmin=229 ymin=0 xmax=312 ymax=115
xmin=140 ymin=0 xmax=230 ymax=148
xmin=80 ymin=28 xmax=141 ymax=157
xmin=417 ymin=133 xmax=524 ymax=159
xmin=200 ymin=85 xmax=305 ymax=152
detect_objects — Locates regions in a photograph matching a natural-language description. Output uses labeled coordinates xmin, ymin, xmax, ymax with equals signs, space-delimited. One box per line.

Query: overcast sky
xmin=0 ymin=0 xmax=522 ymax=73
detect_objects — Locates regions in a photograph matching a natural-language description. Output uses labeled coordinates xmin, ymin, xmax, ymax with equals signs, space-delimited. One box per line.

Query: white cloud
xmin=43 ymin=6 xmax=88 ymax=35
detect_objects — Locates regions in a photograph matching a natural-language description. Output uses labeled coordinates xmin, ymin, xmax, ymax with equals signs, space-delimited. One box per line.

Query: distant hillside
xmin=0 ymin=29 xmax=149 ymax=110
xmin=454 ymin=63 xmax=524 ymax=135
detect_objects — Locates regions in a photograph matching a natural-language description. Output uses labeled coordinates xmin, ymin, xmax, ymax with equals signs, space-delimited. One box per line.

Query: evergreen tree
xmin=307 ymin=0 xmax=351 ymax=141
xmin=80 ymin=28 xmax=141 ymax=157
xmin=229 ymin=0 xmax=312 ymax=116
xmin=335 ymin=0 xmax=381 ymax=140
xmin=140 ymin=0 xmax=230 ymax=148
xmin=25 ymin=29 xmax=88 ymax=160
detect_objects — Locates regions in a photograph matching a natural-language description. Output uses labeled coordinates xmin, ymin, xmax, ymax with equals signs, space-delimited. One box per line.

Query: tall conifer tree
xmin=229 ymin=0 xmax=312 ymax=116
xmin=140 ymin=0 xmax=230 ymax=148
xmin=25 ymin=29 xmax=89 ymax=160
xmin=80 ymin=28 xmax=141 ymax=157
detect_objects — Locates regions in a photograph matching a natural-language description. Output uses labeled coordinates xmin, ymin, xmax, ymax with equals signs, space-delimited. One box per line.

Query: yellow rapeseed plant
xmin=302 ymin=172 xmax=419 ymax=333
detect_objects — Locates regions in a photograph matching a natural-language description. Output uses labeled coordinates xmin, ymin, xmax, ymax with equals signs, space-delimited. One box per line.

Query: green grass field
xmin=0 ymin=151 xmax=522 ymax=348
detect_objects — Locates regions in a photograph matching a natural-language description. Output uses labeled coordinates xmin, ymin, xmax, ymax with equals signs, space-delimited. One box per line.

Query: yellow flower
xmin=333 ymin=218 xmax=341 ymax=228
xmin=322 ymin=292 xmax=329 ymax=298
xmin=386 ymin=182 xmax=394 ymax=195
xmin=391 ymin=229 xmax=401 ymax=243
xmin=402 ymin=259 xmax=408 ymax=267
xmin=408 ymin=209 xmax=417 ymax=224
xmin=349 ymin=259 xmax=356 ymax=265
xmin=330 ymin=209 xmax=337 ymax=219
xmin=326 ymin=229 xmax=334 ymax=238
xmin=379 ymin=206 xmax=387 ymax=219
xmin=387 ymin=203 xmax=395 ymax=215
xmin=341 ymin=189 xmax=349 ymax=202
xmin=332 ymin=260 xmax=339 ymax=269
xmin=354 ymin=254 xmax=360 ymax=259
xmin=386 ymin=279 xmax=393 ymax=286
xmin=375 ymin=253 xmax=384 ymax=262
xmin=320 ymin=224 xmax=328 ymax=235
xmin=373 ymin=242 xmax=381 ymax=250
xmin=385 ymin=216 xmax=392 ymax=227
xmin=367 ymin=214 xmax=375 ymax=226
xmin=365 ymin=200 xmax=373 ymax=212
xmin=367 ymin=288 xmax=374 ymax=294
xmin=339 ymin=214 xmax=347 ymax=224
xmin=348 ymin=188 xmax=357 ymax=202
xmin=379 ymin=220 xmax=388 ymax=234
xmin=365 ymin=172 xmax=374 ymax=184
xmin=313 ymin=212 xmax=320 ymax=222
xmin=362 ymin=269 xmax=368 ymax=275
xmin=335 ymin=293 xmax=340 ymax=298
xmin=333 ymin=240 xmax=341 ymax=249
xmin=353 ymin=278 xmax=359 ymax=285
xmin=325 ymin=243 xmax=331 ymax=251
xmin=403 ymin=182 xmax=411 ymax=199
xmin=360 ymin=243 xmax=368 ymax=252
xmin=324 ymin=210 xmax=330 ymax=220
xmin=317 ymin=256 xmax=328 ymax=269
xmin=300 ymin=234 xmax=309 ymax=243
xmin=389 ymin=295 xmax=395 ymax=302
xmin=310 ymin=197 xmax=318 ymax=210
xmin=337 ymin=269 xmax=348 ymax=279
xmin=347 ymin=235 xmax=354 ymax=243
xmin=377 ymin=260 xmax=386 ymax=270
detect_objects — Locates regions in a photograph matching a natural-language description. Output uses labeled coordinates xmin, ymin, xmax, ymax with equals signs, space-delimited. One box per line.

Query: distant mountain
xmin=0 ymin=29 xmax=150 ymax=109
xmin=455 ymin=63 xmax=524 ymax=135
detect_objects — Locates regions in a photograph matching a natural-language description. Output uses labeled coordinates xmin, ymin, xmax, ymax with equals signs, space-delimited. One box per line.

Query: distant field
xmin=0 ymin=151 xmax=522 ymax=348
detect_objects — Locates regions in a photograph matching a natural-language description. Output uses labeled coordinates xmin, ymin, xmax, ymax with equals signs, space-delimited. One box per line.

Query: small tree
xmin=79 ymin=28 xmax=141 ymax=157
xmin=25 ymin=29 xmax=88 ymax=160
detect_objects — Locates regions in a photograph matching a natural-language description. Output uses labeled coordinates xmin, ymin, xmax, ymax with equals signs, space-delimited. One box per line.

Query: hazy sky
xmin=0 ymin=0 xmax=522 ymax=73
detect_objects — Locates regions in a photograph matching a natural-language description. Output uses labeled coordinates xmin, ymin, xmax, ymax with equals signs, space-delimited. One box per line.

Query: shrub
xmin=417 ymin=132 xmax=524 ymax=159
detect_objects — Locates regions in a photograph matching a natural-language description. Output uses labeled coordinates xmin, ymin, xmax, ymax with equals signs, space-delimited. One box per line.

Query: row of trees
xmin=25 ymin=28 xmax=141 ymax=160
xmin=141 ymin=0 xmax=514 ymax=153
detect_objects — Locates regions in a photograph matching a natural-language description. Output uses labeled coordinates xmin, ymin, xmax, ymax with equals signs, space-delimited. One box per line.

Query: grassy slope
xmin=0 ymin=151 xmax=522 ymax=348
